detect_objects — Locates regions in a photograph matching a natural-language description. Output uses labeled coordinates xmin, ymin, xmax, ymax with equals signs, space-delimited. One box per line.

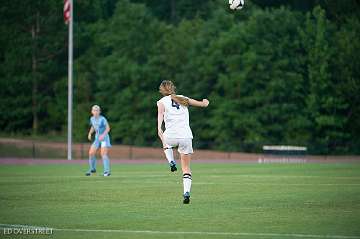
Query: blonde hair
xmin=159 ymin=80 xmax=189 ymax=106
xmin=92 ymin=105 xmax=101 ymax=111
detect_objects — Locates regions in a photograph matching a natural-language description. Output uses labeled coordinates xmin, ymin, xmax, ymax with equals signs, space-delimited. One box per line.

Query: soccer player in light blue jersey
xmin=86 ymin=105 xmax=111 ymax=177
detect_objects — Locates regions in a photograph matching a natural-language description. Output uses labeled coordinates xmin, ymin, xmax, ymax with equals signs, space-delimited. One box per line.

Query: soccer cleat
xmin=169 ymin=161 xmax=177 ymax=172
xmin=85 ymin=169 xmax=96 ymax=176
xmin=103 ymin=172 xmax=111 ymax=177
xmin=183 ymin=192 xmax=190 ymax=204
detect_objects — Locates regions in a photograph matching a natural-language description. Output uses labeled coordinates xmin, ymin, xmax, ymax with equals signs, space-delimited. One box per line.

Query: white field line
xmin=0 ymin=223 xmax=359 ymax=239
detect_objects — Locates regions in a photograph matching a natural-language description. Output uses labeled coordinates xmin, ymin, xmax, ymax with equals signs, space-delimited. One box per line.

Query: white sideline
xmin=0 ymin=223 xmax=359 ymax=239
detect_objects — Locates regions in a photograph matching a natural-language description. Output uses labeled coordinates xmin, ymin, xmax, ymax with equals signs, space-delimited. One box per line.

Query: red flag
xmin=64 ymin=0 xmax=71 ymax=24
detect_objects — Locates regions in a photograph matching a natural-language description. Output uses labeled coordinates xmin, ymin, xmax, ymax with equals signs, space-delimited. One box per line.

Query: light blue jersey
xmin=90 ymin=115 xmax=111 ymax=148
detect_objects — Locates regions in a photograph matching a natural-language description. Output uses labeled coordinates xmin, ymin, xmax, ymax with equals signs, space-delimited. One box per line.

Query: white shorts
xmin=164 ymin=138 xmax=193 ymax=155
xmin=92 ymin=135 xmax=111 ymax=149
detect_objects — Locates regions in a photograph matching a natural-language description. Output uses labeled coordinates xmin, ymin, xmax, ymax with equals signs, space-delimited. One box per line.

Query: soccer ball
xmin=229 ymin=0 xmax=244 ymax=10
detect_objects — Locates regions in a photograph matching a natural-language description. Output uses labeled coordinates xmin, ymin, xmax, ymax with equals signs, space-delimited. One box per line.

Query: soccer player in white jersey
xmin=86 ymin=105 xmax=111 ymax=177
xmin=157 ymin=80 xmax=209 ymax=204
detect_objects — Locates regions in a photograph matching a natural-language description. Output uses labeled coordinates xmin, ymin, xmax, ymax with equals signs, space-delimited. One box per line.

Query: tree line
xmin=0 ymin=0 xmax=359 ymax=154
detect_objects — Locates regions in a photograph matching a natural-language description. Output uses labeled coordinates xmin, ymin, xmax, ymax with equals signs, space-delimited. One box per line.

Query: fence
xmin=0 ymin=138 xmax=359 ymax=161
xmin=0 ymin=138 xmax=262 ymax=160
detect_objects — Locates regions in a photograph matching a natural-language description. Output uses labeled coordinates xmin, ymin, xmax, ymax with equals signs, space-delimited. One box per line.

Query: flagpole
xmin=67 ymin=0 xmax=73 ymax=160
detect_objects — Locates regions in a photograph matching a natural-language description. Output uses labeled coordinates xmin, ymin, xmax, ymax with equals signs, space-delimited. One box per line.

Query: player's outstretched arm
xmin=188 ymin=98 xmax=210 ymax=108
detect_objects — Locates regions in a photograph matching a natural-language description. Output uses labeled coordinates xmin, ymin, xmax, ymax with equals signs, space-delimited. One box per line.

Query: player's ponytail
xmin=171 ymin=94 xmax=189 ymax=107
xmin=159 ymin=80 xmax=189 ymax=107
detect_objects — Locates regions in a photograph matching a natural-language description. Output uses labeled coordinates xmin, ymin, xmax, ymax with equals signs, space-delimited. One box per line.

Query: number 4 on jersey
xmin=171 ymin=100 xmax=180 ymax=109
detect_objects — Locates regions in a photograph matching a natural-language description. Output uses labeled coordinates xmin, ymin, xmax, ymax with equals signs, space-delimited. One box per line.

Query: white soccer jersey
xmin=158 ymin=95 xmax=193 ymax=139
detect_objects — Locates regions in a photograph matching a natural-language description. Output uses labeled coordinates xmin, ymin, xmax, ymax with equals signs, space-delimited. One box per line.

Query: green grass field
xmin=0 ymin=163 xmax=360 ymax=239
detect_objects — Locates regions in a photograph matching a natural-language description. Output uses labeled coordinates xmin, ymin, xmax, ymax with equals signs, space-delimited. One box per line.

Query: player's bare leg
xmin=181 ymin=153 xmax=192 ymax=204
